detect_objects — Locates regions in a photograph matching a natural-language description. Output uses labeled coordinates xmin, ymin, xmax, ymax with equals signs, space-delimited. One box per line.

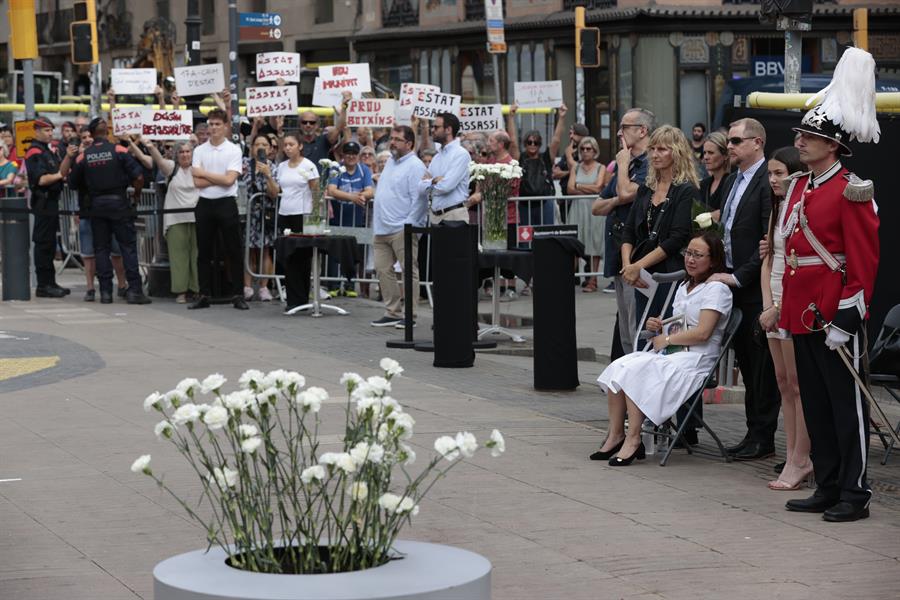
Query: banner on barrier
xmin=318 ymin=63 xmax=371 ymax=95
xmin=174 ymin=64 xmax=225 ymax=97
xmin=246 ymin=86 xmax=298 ymax=117
xmin=112 ymin=107 xmax=144 ymax=137
xmin=459 ymin=104 xmax=503 ymax=133
xmin=256 ymin=52 xmax=301 ymax=82
xmin=110 ymin=68 xmax=157 ymax=95
xmin=411 ymin=90 xmax=461 ymax=120
xmin=140 ymin=110 xmax=194 ymax=140
xmin=513 ymin=80 xmax=563 ymax=109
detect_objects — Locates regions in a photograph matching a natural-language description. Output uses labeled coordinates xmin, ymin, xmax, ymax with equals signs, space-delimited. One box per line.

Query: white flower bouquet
xmin=470 ymin=160 xmax=523 ymax=250
xmin=132 ymin=358 xmax=504 ymax=574
xmin=306 ymin=158 xmax=345 ymax=229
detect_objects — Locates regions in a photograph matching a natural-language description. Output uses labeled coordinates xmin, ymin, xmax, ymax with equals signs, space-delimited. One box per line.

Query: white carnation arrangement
xmin=131 ymin=358 xmax=504 ymax=574
xmin=469 ymin=160 xmax=523 ymax=246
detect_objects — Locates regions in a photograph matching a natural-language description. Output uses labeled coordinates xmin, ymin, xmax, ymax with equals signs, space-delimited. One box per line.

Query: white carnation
xmin=209 ymin=466 xmax=238 ymax=490
xmin=241 ymin=436 xmax=262 ymax=454
xmin=238 ymin=369 xmax=265 ymax=389
xmin=349 ymin=481 xmax=368 ymax=501
xmin=434 ymin=435 xmax=459 ymax=461
xmin=320 ymin=452 xmax=357 ymax=474
xmin=263 ymin=369 xmax=289 ymax=389
xmin=340 ymin=372 xmax=364 ymax=391
xmin=130 ymin=454 xmax=152 ymax=474
xmin=350 ymin=441 xmax=385 ymax=465
xmin=165 ymin=389 xmax=187 ymax=408
xmin=238 ymin=424 xmax=258 ymax=439
xmin=488 ymin=429 xmax=505 ymax=457
xmin=256 ymin=387 xmax=281 ymax=404
xmin=200 ymin=373 xmax=227 ymax=394
xmin=695 ymin=212 xmax=713 ymax=229
xmin=171 ymin=403 xmax=201 ymax=425
xmin=284 ymin=371 xmax=306 ymax=389
xmin=379 ymin=357 xmax=403 ymax=377
xmin=154 ymin=421 xmax=174 ymax=439
xmin=176 ymin=377 xmax=200 ymax=396
xmin=202 ymin=405 xmax=229 ymax=430
xmin=300 ymin=465 xmax=326 ymax=485
xmin=378 ymin=493 xmax=417 ymax=514
xmin=297 ymin=387 xmax=328 ymax=412
xmin=455 ymin=431 xmax=478 ymax=458
xmin=366 ymin=375 xmax=391 ymax=396
xmin=143 ymin=392 xmax=165 ymax=412
xmin=399 ymin=443 xmax=416 ymax=466
xmin=390 ymin=412 xmax=415 ymax=439
xmin=223 ymin=389 xmax=254 ymax=411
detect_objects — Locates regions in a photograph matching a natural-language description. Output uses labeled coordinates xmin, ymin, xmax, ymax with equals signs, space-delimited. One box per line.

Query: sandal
xmin=582 ymin=278 xmax=598 ymax=293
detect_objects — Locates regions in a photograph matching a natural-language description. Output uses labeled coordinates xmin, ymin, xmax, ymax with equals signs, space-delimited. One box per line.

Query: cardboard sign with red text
xmin=346 ymin=99 xmax=397 ymax=128
xmin=246 ymin=86 xmax=298 ymax=117
xmin=410 ymin=90 xmax=461 ymax=120
xmin=140 ymin=110 xmax=193 ymax=140
xmin=256 ymin=52 xmax=301 ymax=83
xmin=396 ymin=82 xmax=440 ymax=122
xmin=459 ymin=104 xmax=503 ymax=133
xmin=317 ymin=63 xmax=371 ymax=95
xmin=111 ymin=107 xmax=145 ymax=137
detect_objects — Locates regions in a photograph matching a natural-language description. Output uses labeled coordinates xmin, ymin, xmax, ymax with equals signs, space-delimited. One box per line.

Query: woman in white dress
xmin=758 ymin=146 xmax=811 ymax=490
xmin=593 ymin=231 xmax=733 ymax=466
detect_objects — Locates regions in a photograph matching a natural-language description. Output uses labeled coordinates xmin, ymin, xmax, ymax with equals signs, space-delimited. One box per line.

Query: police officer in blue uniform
xmin=25 ymin=118 xmax=77 ymax=297
xmin=68 ymin=118 xmax=151 ymax=304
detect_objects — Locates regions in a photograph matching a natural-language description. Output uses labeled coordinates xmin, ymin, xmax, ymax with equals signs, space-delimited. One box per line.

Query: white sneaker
xmin=243 ymin=286 xmax=255 ymax=301
xmin=259 ymin=287 xmax=273 ymax=302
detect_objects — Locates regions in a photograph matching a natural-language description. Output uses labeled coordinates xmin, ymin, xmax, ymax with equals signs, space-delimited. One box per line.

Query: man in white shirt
xmin=418 ymin=113 xmax=470 ymax=224
xmin=370 ymin=126 xmax=427 ymax=328
xmin=189 ymin=108 xmax=248 ymax=310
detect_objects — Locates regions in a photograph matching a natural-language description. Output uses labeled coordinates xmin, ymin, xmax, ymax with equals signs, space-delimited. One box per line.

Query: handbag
xmin=630 ymin=196 xmax=669 ymax=263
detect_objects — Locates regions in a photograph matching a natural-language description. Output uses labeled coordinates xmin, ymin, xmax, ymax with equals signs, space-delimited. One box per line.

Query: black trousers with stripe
xmin=794 ymin=329 xmax=871 ymax=506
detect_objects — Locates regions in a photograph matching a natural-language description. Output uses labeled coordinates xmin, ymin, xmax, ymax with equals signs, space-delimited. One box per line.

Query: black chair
xmin=868 ymin=303 xmax=900 ymax=465
xmin=657 ymin=307 xmax=743 ymax=466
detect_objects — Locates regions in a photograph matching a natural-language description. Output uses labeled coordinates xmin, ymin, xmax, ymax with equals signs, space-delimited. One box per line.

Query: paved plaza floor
xmin=1 ymin=272 xmax=898 ymax=599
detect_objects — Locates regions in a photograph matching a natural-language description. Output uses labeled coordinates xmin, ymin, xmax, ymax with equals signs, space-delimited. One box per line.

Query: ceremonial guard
xmin=68 ymin=118 xmax=151 ymax=305
xmin=25 ymin=118 xmax=77 ymax=297
xmin=778 ymin=48 xmax=881 ymax=522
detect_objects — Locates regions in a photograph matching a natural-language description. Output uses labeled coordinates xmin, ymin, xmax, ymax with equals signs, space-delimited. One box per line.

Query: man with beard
xmin=419 ymin=113 xmax=470 ymax=224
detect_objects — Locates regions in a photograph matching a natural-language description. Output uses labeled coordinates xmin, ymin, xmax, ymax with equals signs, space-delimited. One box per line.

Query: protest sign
xmin=174 ymin=64 xmax=225 ymax=97
xmin=513 ymin=80 xmax=563 ymax=109
xmin=410 ymin=90 xmax=461 ymax=120
xmin=396 ymin=82 xmax=439 ymax=122
xmin=312 ymin=77 xmax=343 ymax=108
xmin=317 ymin=63 xmax=371 ymax=95
xmin=256 ymin=52 xmax=301 ymax=82
xmin=111 ymin=107 xmax=144 ymax=137
xmin=346 ymin=99 xmax=396 ymax=128
xmin=110 ymin=68 xmax=157 ymax=95
xmin=459 ymin=104 xmax=503 ymax=133
xmin=246 ymin=86 xmax=298 ymax=117
xmin=140 ymin=110 xmax=193 ymax=140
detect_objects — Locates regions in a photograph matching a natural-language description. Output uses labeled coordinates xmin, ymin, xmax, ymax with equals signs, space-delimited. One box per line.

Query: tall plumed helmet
xmin=793 ymin=47 xmax=881 ymax=157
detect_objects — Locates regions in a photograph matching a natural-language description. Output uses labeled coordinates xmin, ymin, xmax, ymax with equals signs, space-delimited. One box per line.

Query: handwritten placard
xmin=396 ymin=82 xmax=440 ymax=122
xmin=459 ymin=104 xmax=503 ymax=133
xmin=513 ymin=80 xmax=563 ymax=109
xmin=346 ymin=99 xmax=397 ymax=128
xmin=312 ymin=77 xmax=342 ymax=108
xmin=410 ymin=90 xmax=461 ymax=120
xmin=111 ymin=107 xmax=144 ymax=137
xmin=246 ymin=86 xmax=298 ymax=117
xmin=317 ymin=63 xmax=371 ymax=95
xmin=110 ymin=68 xmax=157 ymax=95
xmin=174 ymin=64 xmax=225 ymax=97
xmin=256 ymin=52 xmax=301 ymax=83
xmin=140 ymin=110 xmax=194 ymax=140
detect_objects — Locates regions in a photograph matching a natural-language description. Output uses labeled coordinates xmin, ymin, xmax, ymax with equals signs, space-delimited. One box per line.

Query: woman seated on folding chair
xmin=592 ymin=231 xmax=733 ymax=466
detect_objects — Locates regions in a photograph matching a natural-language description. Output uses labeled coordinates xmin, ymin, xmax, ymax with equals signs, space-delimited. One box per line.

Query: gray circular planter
xmin=154 ymin=540 xmax=491 ymax=600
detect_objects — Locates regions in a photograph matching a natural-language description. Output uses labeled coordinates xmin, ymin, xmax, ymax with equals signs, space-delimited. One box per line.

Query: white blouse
xmin=275 ymin=158 xmax=318 ymax=216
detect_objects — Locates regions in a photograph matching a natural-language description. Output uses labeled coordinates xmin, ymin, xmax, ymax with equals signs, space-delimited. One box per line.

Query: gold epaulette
xmin=843 ymin=173 xmax=874 ymax=203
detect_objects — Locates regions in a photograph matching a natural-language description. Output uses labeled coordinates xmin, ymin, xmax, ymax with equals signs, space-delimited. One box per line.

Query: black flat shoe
xmin=189 ymin=296 xmax=211 ymax=310
xmin=785 ymin=492 xmax=839 ymax=513
xmin=732 ymin=441 xmax=776 ymax=461
xmin=83 ymin=289 xmax=95 ymax=302
xmin=608 ymin=442 xmax=646 ymax=467
xmin=823 ymin=501 xmax=870 ymax=522
xmin=100 ymin=291 xmax=113 ymax=304
xmin=232 ymin=296 xmax=250 ymax=310
xmin=589 ymin=438 xmax=624 ymax=461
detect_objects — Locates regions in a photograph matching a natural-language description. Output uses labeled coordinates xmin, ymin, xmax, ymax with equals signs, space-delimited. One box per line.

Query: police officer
xmin=778 ymin=48 xmax=880 ymax=522
xmin=68 ymin=118 xmax=151 ymax=304
xmin=25 ymin=118 xmax=77 ymax=297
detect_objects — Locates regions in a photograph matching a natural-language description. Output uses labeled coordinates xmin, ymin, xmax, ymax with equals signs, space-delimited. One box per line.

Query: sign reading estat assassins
xmin=256 ymin=52 xmax=301 ymax=83
xmin=459 ymin=104 xmax=503 ymax=133
xmin=410 ymin=90 xmax=461 ymax=120
xmin=346 ymin=99 xmax=396 ymax=128
xmin=246 ymin=86 xmax=298 ymax=117
xmin=140 ymin=110 xmax=193 ymax=140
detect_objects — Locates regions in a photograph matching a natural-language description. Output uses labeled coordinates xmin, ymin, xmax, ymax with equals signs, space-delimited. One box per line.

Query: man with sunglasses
xmin=707 ymin=117 xmax=778 ymax=462
xmin=298 ymin=93 xmax=350 ymax=166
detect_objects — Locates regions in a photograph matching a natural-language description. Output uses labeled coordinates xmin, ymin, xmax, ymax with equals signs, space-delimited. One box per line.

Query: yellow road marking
xmin=0 ymin=357 xmax=59 ymax=381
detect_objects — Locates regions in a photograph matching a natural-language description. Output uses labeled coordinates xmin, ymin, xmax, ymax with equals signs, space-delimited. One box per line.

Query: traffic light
xmin=578 ymin=28 xmax=601 ymax=68
xmin=70 ymin=0 xmax=98 ymax=65
xmin=8 ymin=0 xmax=38 ymax=59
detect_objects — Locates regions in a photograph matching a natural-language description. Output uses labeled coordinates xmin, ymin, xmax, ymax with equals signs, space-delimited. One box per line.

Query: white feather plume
xmin=804 ymin=47 xmax=880 ymax=144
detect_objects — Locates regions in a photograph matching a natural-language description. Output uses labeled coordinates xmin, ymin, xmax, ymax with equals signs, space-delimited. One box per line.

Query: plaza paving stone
xmin=0 ymin=273 xmax=898 ymax=599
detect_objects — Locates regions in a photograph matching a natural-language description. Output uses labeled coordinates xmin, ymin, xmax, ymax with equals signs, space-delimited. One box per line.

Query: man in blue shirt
xmin=418 ymin=113 xmax=471 ymax=224
xmin=326 ymin=141 xmax=374 ymax=295
xmin=370 ymin=126 xmax=427 ymax=327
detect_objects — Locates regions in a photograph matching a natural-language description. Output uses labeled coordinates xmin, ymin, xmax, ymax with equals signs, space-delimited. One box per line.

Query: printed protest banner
xmin=256 ymin=52 xmax=301 ymax=83
xmin=513 ymin=80 xmax=563 ymax=109
xmin=459 ymin=104 xmax=503 ymax=133
xmin=317 ymin=63 xmax=371 ymax=95
xmin=174 ymin=64 xmax=225 ymax=97
xmin=396 ymin=82 xmax=440 ymax=122
xmin=346 ymin=99 xmax=397 ymax=128
xmin=246 ymin=86 xmax=298 ymax=117
xmin=140 ymin=110 xmax=194 ymax=140
xmin=410 ymin=90 xmax=461 ymax=120
xmin=111 ymin=107 xmax=144 ymax=137
xmin=110 ymin=68 xmax=157 ymax=95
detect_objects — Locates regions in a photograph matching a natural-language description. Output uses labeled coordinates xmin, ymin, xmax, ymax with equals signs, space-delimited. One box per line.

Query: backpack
xmin=520 ymin=152 xmax=555 ymax=198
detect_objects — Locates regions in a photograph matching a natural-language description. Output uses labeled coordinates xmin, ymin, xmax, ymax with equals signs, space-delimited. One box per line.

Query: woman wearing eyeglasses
xmin=593 ymin=231 xmax=733 ymax=465
xmin=566 ymin=135 xmax=607 ymax=292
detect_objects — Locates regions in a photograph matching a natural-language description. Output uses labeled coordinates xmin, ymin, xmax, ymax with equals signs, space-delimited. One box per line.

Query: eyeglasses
xmin=619 ymin=124 xmax=642 ymax=129
xmin=684 ymin=250 xmax=709 ymax=260
xmin=579 ymin=146 xmax=595 ymax=152
xmin=361 ymin=152 xmax=374 ymax=157
xmin=300 ymin=120 xmax=317 ymax=125
xmin=727 ymin=136 xmax=756 ymax=146
xmin=525 ymin=139 xmax=540 ymax=146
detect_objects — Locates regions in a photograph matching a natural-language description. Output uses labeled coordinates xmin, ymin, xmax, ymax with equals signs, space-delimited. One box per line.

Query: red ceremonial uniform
xmin=778 ymin=162 xmax=879 ymax=335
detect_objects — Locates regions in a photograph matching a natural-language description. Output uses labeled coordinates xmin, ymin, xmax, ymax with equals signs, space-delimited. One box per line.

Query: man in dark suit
xmin=708 ymin=117 xmax=779 ymax=460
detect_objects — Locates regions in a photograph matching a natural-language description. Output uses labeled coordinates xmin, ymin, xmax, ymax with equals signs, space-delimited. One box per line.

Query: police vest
xmin=81 ymin=140 xmax=133 ymax=198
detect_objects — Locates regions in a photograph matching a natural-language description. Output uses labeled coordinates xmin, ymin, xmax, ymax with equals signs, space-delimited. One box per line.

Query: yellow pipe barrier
xmin=0 ymin=103 xmax=554 ymax=116
xmin=748 ymin=91 xmax=900 ymax=112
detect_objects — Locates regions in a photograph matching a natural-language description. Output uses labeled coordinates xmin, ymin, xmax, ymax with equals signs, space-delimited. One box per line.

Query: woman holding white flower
xmin=275 ymin=133 xmax=319 ymax=311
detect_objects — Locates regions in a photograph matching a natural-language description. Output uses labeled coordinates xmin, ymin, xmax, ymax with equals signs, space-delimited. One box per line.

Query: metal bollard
xmin=1 ymin=196 xmax=32 ymax=300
